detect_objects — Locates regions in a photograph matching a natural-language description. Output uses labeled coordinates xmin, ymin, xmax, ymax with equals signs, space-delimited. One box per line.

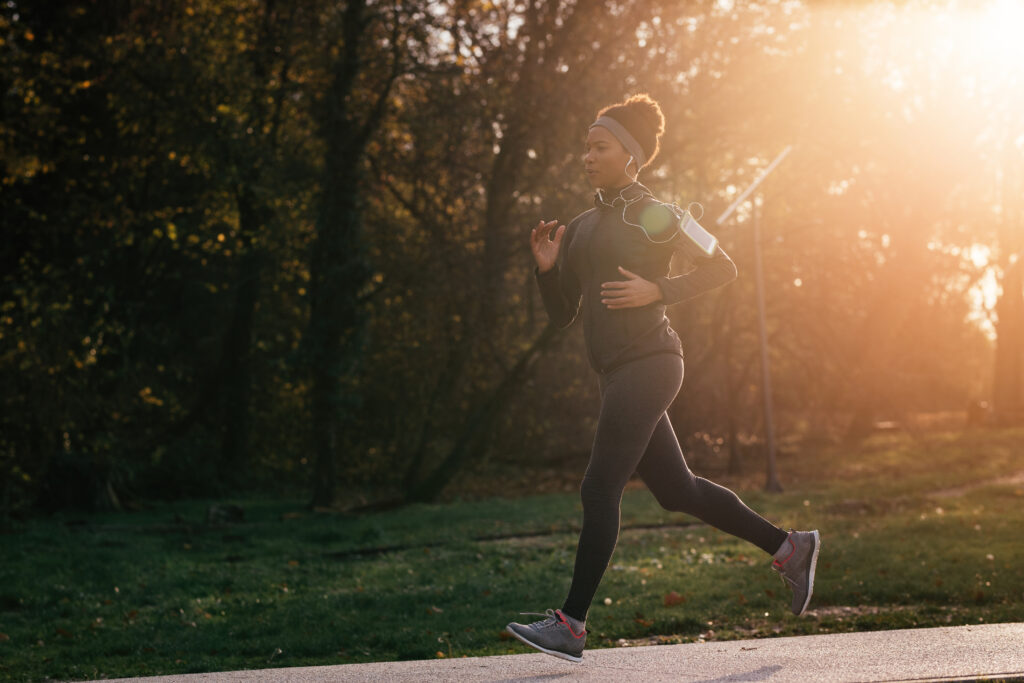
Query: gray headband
xmin=590 ymin=115 xmax=647 ymax=169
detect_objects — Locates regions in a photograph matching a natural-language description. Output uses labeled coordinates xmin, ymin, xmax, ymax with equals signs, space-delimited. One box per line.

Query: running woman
xmin=505 ymin=94 xmax=820 ymax=663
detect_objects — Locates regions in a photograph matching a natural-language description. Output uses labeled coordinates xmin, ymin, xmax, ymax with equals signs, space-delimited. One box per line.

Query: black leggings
xmin=561 ymin=352 xmax=788 ymax=622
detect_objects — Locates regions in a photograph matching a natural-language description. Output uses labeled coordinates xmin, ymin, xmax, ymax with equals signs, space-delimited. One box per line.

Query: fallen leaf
xmin=664 ymin=591 xmax=685 ymax=606
xmin=56 ymin=628 xmax=73 ymax=638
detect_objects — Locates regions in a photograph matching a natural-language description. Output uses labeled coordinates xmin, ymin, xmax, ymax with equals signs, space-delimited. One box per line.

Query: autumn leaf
xmin=664 ymin=591 xmax=685 ymax=606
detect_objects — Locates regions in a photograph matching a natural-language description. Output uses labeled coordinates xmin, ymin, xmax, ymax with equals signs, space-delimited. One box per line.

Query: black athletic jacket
xmin=534 ymin=181 xmax=738 ymax=375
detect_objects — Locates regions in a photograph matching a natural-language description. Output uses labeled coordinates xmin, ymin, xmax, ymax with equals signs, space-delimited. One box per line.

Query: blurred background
xmin=2 ymin=0 xmax=1022 ymax=519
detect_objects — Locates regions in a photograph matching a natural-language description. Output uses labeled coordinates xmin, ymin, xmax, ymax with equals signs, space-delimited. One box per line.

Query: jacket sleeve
xmin=534 ymin=218 xmax=582 ymax=329
xmin=654 ymin=234 xmax=738 ymax=307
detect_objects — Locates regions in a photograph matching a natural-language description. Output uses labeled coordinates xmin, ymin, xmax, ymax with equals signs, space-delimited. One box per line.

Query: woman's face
xmin=584 ymin=125 xmax=635 ymax=191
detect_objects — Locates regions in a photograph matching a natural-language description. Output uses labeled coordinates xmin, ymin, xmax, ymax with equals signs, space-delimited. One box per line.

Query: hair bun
xmin=596 ymin=92 xmax=666 ymax=169
xmin=621 ymin=93 xmax=666 ymax=138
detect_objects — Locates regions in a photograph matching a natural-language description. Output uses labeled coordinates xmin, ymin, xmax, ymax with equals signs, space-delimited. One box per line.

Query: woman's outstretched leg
xmin=635 ymin=414 xmax=788 ymax=554
xmin=636 ymin=413 xmax=820 ymax=614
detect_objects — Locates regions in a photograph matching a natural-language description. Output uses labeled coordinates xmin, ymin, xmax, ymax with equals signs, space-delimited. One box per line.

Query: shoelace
xmin=776 ymin=569 xmax=798 ymax=589
xmin=518 ymin=608 xmax=562 ymax=630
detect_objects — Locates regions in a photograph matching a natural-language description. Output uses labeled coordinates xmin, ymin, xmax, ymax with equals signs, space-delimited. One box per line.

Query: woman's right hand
xmin=530 ymin=219 xmax=565 ymax=274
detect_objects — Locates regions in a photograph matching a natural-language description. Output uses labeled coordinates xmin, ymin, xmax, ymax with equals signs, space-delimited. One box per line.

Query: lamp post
xmin=716 ymin=146 xmax=792 ymax=493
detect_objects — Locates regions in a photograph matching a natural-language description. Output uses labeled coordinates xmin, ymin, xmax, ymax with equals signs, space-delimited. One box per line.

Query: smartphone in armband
xmin=633 ymin=199 xmax=719 ymax=257
xmin=681 ymin=211 xmax=718 ymax=257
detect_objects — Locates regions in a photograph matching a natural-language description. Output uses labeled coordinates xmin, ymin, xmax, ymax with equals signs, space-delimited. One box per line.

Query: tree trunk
xmin=992 ymin=125 xmax=1024 ymax=425
xmin=307 ymin=167 xmax=371 ymax=508
xmin=306 ymin=0 xmax=393 ymax=507
xmin=218 ymin=186 xmax=265 ymax=487
xmin=993 ymin=259 xmax=1024 ymax=425
xmin=722 ymin=286 xmax=743 ymax=475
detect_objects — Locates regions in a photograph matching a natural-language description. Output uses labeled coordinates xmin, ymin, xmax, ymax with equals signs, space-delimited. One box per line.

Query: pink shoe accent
xmin=555 ymin=609 xmax=587 ymax=639
xmin=772 ymin=534 xmax=796 ymax=568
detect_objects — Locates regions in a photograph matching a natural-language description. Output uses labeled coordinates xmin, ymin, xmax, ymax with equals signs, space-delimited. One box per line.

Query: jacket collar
xmin=594 ymin=181 xmax=654 ymax=211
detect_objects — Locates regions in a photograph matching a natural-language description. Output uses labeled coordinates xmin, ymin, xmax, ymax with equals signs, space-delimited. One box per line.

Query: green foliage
xmin=1 ymin=0 xmax=317 ymax=512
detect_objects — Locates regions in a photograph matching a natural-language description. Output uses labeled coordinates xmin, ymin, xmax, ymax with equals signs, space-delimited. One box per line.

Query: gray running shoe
xmin=772 ymin=529 xmax=821 ymax=615
xmin=505 ymin=608 xmax=587 ymax=662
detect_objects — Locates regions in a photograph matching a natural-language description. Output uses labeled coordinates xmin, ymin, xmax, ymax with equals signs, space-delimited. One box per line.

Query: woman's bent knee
xmin=649 ymin=480 xmax=699 ymax=514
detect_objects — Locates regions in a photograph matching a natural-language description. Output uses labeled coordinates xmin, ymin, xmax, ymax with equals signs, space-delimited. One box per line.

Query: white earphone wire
xmin=625 ymin=155 xmax=639 ymax=183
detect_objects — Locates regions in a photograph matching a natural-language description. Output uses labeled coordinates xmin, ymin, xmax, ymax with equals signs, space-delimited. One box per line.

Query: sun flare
xmin=963 ymin=0 xmax=1024 ymax=69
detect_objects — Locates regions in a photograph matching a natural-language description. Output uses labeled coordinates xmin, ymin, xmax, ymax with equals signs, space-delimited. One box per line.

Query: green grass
xmin=2 ymin=427 xmax=1023 ymax=681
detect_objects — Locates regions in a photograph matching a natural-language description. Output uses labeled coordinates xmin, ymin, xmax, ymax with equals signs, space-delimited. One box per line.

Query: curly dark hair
xmin=596 ymin=93 xmax=666 ymax=168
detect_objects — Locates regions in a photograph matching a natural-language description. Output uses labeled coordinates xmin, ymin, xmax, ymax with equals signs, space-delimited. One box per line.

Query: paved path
xmin=89 ymin=622 xmax=1024 ymax=682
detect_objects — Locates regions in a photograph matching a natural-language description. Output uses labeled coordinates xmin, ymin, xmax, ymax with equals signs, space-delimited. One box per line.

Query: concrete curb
xmin=86 ymin=622 xmax=1024 ymax=682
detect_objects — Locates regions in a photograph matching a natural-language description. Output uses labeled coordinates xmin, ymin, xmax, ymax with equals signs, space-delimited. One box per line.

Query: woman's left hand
xmin=601 ymin=266 xmax=663 ymax=308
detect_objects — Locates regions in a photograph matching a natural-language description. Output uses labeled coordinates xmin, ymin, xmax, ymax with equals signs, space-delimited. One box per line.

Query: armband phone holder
xmin=598 ymin=184 xmax=719 ymax=256
xmin=633 ymin=201 xmax=718 ymax=256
